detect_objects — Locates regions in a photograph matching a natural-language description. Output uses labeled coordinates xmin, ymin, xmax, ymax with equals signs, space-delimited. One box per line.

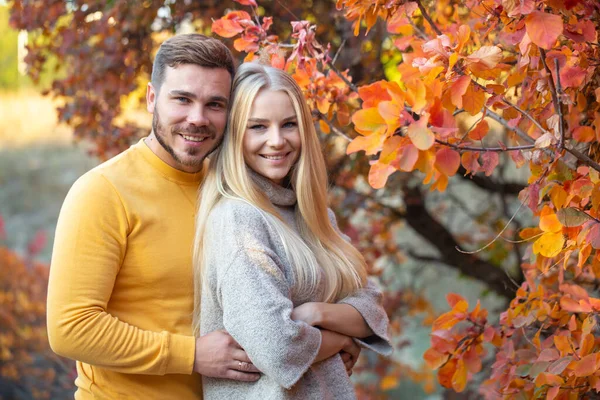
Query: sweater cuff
xmin=165 ymin=333 xmax=196 ymax=375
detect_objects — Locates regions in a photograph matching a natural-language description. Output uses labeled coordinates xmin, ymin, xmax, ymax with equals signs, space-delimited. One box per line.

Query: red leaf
xmin=525 ymin=11 xmax=563 ymax=50
xmin=481 ymin=152 xmax=499 ymax=176
xmin=447 ymin=293 xmax=466 ymax=308
xmin=435 ymin=148 xmax=461 ymax=176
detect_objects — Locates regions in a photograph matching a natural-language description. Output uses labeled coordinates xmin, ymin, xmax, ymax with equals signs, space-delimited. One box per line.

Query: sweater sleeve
xmin=47 ymin=171 xmax=195 ymax=375
xmin=327 ymin=208 xmax=393 ymax=356
xmin=207 ymin=204 xmax=322 ymax=389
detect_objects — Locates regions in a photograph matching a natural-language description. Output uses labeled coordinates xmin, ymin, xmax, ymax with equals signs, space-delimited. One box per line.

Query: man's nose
xmin=188 ymin=106 xmax=210 ymax=126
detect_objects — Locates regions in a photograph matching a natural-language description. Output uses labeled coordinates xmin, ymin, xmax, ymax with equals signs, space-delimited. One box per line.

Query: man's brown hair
xmin=151 ymin=33 xmax=235 ymax=92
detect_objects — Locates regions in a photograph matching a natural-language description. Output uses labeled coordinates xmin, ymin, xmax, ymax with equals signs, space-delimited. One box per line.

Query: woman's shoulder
xmin=206 ymin=198 xmax=273 ymax=237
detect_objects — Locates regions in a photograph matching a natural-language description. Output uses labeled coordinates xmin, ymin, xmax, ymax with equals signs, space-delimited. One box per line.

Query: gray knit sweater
xmin=200 ymin=174 xmax=392 ymax=399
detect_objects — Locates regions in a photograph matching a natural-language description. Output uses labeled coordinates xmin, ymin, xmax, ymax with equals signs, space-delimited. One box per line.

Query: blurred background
xmin=0 ymin=1 xmax=533 ymax=398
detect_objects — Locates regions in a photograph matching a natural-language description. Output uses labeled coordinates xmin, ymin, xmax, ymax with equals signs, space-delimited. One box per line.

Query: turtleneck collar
xmin=248 ymin=169 xmax=297 ymax=207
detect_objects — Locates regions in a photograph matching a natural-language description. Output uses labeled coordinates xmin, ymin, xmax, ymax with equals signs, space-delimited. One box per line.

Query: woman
xmin=193 ymin=62 xmax=391 ymax=399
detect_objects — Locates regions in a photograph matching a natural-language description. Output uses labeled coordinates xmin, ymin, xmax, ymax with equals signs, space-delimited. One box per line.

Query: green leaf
xmin=557 ymin=207 xmax=592 ymax=227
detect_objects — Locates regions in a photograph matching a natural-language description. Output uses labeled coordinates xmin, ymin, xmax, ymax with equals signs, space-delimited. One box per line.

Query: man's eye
xmin=208 ymin=102 xmax=225 ymax=109
xmin=175 ymin=97 xmax=190 ymax=103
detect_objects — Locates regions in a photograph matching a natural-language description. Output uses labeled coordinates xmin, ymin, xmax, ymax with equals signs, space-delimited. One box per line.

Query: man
xmin=47 ymin=34 xmax=261 ymax=399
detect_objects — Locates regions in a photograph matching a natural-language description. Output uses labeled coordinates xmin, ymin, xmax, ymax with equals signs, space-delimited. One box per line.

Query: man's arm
xmin=47 ymin=171 xmax=198 ymax=375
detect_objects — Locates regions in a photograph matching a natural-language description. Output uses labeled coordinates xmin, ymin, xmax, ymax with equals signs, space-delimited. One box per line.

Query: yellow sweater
xmin=48 ymin=139 xmax=203 ymax=399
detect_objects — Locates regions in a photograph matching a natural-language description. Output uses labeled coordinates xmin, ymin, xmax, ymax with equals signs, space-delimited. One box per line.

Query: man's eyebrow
xmin=168 ymin=91 xmax=229 ymax=105
xmin=168 ymin=90 xmax=196 ymax=98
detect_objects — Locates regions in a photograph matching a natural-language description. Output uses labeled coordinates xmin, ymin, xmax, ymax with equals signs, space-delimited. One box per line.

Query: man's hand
xmin=194 ymin=330 xmax=261 ymax=381
xmin=340 ymin=339 xmax=361 ymax=376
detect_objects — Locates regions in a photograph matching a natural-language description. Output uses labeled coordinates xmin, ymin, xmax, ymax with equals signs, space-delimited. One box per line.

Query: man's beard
xmin=152 ymin=108 xmax=223 ymax=170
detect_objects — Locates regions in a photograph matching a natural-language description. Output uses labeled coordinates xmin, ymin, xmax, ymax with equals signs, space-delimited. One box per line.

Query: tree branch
xmin=540 ymin=48 xmax=565 ymax=150
xmin=415 ymin=0 xmax=442 ymax=36
xmin=435 ymin=139 xmax=536 ymax=153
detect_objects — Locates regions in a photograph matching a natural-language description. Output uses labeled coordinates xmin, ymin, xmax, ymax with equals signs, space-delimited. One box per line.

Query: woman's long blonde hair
xmin=192 ymin=63 xmax=367 ymax=335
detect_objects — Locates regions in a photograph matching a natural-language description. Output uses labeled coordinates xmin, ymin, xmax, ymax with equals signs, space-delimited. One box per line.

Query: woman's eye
xmin=283 ymin=121 xmax=297 ymax=128
xmin=248 ymin=124 xmax=266 ymax=130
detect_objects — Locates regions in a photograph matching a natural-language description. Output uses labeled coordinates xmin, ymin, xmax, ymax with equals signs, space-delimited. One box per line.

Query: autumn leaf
xmin=466 ymin=46 xmax=503 ymax=69
xmin=481 ymin=152 xmax=499 ymax=177
xmin=435 ymin=147 xmax=461 ymax=176
xmin=462 ymin=84 xmax=486 ymax=115
xmin=525 ymin=11 xmax=564 ymax=50
xmin=449 ymin=75 xmax=471 ymax=109
xmin=211 ymin=11 xmax=251 ymax=38
xmin=573 ymin=126 xmax=595 ymax=143
xmin=407 ymin=115 xmax=435 ymax=151
xmin=573 ymin=353 xmax=600 ymax=377
xmin=369 ymin=161 xmax=396 ymax=189
xmin=469 ymin=120 xmax=489 ymax=141
xmin=556 ymin=207 xmax=592 ymax=227
xmin=533 ymin=232 xmax=565 ymax=258
xmin=393 ymin=144 xmax=419 ymax=172
xmin=351 ymin=108 xmax=387 ymax=136
xmin=451 ymin=359 xmax=468 ymax=392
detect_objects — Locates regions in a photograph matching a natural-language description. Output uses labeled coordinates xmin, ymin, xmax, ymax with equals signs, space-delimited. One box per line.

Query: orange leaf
xmin=318 ymin=120 xmax=330 ymax=134
xmin=462 ymin=84 xmax=486 ymax=115
xmin=424 ymin=347 xmax=448 ymax=370
xmin=540 ymin=212 xmax=563 ymax=233
xmin=534 ymin=372 xmax=564 ymax=387
xmin=404 ymin=79 xmax=428 ymax=113
xmin=446 ymin=293 xmax=466 ymax=308
xmin=351 ymin=108 xmax=387 ymax=136
xmin=346 ymin=134 xmax=385 ymax=156
xmin=573 ymin=126 xmax=595 ymax=143
xmin=469 ymin=120 xmax=489 ymax=141
xmin=560 ymin=296 xmax=592 ymax=313
xmin=461 ymin=151 xmax=481 ymax=174
xmin=573 ymin=353 xmax=600 ymax=377
xmin=234 ymin=36 xmax=259 ymax=53
xmin=437 ymin=358 xmax=456 ymax=388
xmin=450 ymin=75 xmax=471 ymax=109
xmin=525 ymin=11 xmax=564 ymax=50
xmin=435 ymin=148 xmax=461 ymax=176
xmin=358 ymin=81 xmax=391 ymax=108
xmin=451 ymin=359 xmax=468 ymax=392
xmin=211 ymin=11 xmax=251 ymax=38
xmin=407 ymin=118 xmax=435 ymax=151
xmin=368 ymin=162 xmax=396 ymax=189
xmin=481 ymin=152 xmax=499 ymax=176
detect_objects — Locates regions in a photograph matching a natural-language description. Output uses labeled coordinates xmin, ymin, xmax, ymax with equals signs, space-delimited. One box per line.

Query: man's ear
xmin=146 ymin=82 xmax=156 ymax=113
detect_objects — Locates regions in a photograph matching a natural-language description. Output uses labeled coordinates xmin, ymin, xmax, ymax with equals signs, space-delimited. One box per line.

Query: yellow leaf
xmin=533 ymin=232 xmax=565 ymax=258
